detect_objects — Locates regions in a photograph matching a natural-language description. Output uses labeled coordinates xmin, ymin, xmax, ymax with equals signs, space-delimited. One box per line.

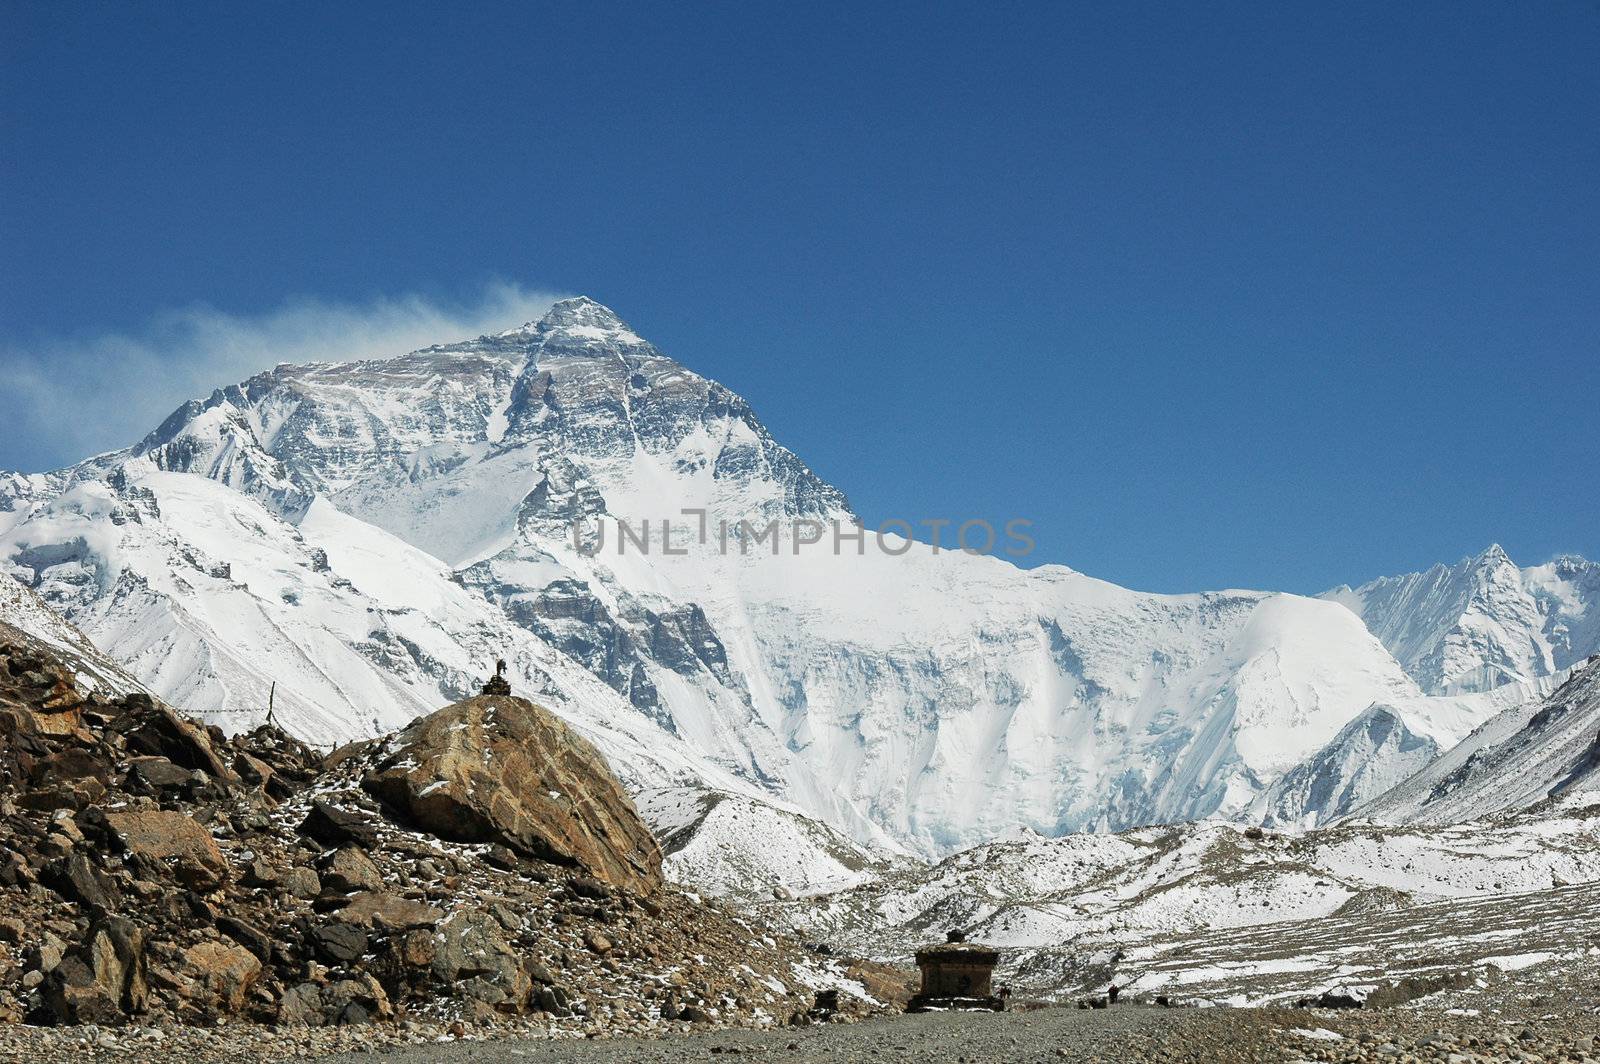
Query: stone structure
xmin=906 ymin=929 xmax=1005 ymax=1012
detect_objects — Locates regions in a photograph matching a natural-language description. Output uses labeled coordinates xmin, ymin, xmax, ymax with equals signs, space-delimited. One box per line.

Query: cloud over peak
xmin=0 ymin=282 xmax=564 ymax=473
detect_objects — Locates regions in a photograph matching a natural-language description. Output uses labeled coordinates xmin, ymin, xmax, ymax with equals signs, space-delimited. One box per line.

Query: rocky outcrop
xmin=361 ymin=694 xmax=663 ymax=894
xmin=0 ymin=627 xmax=850 ymax=1033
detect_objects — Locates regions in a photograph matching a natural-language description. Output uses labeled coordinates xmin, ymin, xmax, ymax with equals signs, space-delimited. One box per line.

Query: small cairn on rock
xmin=906 ymin=929 xmax=1005 ymax=1013
xmin=481 ymin=658 xmax=512 ymax=697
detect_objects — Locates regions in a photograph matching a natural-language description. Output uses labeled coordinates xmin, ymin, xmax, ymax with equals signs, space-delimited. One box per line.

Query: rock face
xmin=362 ymin=694 xmax=662 ymax=894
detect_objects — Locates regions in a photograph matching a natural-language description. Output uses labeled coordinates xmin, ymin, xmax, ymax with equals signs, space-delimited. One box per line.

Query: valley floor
xmin=5 ymin=1003 xmax=1599 ymax=1064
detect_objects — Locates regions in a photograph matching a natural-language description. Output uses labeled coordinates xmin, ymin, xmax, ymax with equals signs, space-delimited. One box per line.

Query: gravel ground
xmin=4 ymin=1003 xmax=1598 ymax=1063
xmin=312 ymin=1006 xmax=1600 ymax=1063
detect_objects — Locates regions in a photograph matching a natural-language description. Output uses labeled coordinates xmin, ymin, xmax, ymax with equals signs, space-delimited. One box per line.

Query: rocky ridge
xmin=1353 ymin=655 xmax=1600 ymax=825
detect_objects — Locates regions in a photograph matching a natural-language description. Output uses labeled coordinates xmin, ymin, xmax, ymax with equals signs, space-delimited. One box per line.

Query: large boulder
xmin=361 ymin=695 xmax=662 ymax=893
xmin=44 ymin=918 xmax=148 ymax=1023
xmin=298 ymin=799 xmax=380 ymax=848
xmin=431 ymin=910 xmax=530 ymax=1009
xmin=320 ymin=846 xmax=384 ymax=894
xmin=112 ymin=695 xmax=238 ymax=784
xmin=277 ymin=975 xmax=390 ymax=1026
xmin=103 ymin=808 xmax=228 ymax=889
xmin=179 ymin=939 xmax=262 ymax=1012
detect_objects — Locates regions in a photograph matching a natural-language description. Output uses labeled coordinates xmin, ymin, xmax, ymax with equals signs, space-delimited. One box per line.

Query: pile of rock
xmin=0 ymin=626 xmax=867 ymax=1033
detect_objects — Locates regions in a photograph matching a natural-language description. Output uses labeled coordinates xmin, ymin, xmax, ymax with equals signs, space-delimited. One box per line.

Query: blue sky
xmin=2 ymin=1 xmax=1596 ymax=594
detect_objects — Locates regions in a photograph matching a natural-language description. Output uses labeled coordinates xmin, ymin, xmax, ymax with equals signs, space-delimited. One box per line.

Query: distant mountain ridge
xmin=1322 ymin=546 xmax=1600 ymax=695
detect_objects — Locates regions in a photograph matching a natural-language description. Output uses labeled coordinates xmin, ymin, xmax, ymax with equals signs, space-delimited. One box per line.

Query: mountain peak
xmin=1469 ymin=543 xmax=1515 ymax=571
xmin=540 ymin=295 xmax=624 ymax=328
xmin=502 ymin=294 xmax=620 ymax=332
xmin=502 ymin=296 xmax=644 ymax=346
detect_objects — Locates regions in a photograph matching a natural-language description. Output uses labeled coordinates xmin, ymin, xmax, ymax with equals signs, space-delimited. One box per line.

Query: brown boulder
xmin=216 ymin=915 xmax=274 ymax=963
xmin=376 ymin=927 xmax=437 ymax=980
xmin=126 ymin=756 xmax=199 ymax=794
xmin=334 ymin=891 xmax=443 ymax=930
xmin=104 ymin=808 xmax=228 ymax=889
xmin=87 ymin=918 xmax=148 ymax=1013
xmin=48 ymin=851 xmax=123 ymax=912
xmin=33 ymin=746 xmax=108 ymax=781
xmin=281 ymin=865 xmax=321 ymax=898
xmin=320 ymin=846 xmax=384 ymax=894
xmin=180 ymin=939 xmax=261 ymax=1012
xmin=113 ymin=696 xmax=238 ymax=784
xmin=277 ymin=974 xmax=390 ymax=1026
xmin=361 ymin=695 xmax=662 ymax=894
xmin=27 ymin=748 xmax=113 ymax=806
xmin=429 ymin=910 xmax=531 ymax=1009
xmin=299 ymin=799 xmax=380 ymax=848
xmin=1 ymin=660 xmax=90 ymax=739
xmin=311 ymin=923 xmax=368 ymax=965
xmin=44 ymin=959 xmax=122 ymax=1025
xmin=44 ymin=918 xmax=147 ymax=1023
xmin=24 ymin=702 xmax=87 ymax=739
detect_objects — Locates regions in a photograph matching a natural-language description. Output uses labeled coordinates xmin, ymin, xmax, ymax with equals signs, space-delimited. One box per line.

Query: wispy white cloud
xmin=0 ymin=282 xmax=564 ymax=473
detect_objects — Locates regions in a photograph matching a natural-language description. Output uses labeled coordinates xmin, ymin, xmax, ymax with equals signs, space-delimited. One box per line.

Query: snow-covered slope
xmin=0 ymin=469 xmax=797 ymax=819
xmin=1251 ymin=706 xmax=1440 ymax=829
xmin=636 ymin=786 xmax=895 ymax=900
xmin=0 ymin=575 xmax=151 ymax=700
xmin=1251 ymin=673 xmax=1563 ymax=829
xmin=783 ymin=808 xmax=1600 ymax=961
xmin=1353 ymin=657 xmax=1600 ymax=825
xmin=1323 ymin=546 xmax=1600 ymax=695
xmin=0 ymin=297 xmax=1527 ymax=855
xmin=775 ymin=801 xmax=1600 ymax=1004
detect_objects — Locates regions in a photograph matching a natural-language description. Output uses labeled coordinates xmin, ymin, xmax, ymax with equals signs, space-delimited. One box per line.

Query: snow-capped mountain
xmin=0 ymin=297 xmax=1537 ymax=854
xmin=1250 ymin=705 xmax=1440 ymax=829
xmin=1251 ymin=671 xmax=1560 ymax=829
xmin=0 ymin=465 xmax=774 ymax=805
xmin=635 ymin=785 xmax=894 ymax=900
xmin=1353 ymin=656 xmax=1600 ymax=825
xmin=1322 ymin=546 xmax=1600 ymax=695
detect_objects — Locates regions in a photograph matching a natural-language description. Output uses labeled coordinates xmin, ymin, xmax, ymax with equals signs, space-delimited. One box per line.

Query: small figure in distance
xmin=481 ymin=657 xmax=513 ymax=696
